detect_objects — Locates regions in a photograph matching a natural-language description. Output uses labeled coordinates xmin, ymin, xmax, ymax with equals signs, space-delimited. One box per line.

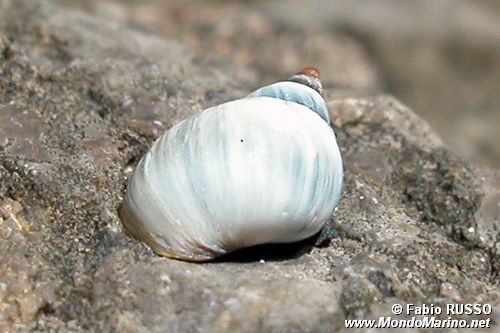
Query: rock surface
xmin=0 ymin=1 xmax=498 ymax=332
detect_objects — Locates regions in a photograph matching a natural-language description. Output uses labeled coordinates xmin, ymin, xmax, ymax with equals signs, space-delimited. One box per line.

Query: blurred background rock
xmin=58 ymin=0 xmax=500 ymax=168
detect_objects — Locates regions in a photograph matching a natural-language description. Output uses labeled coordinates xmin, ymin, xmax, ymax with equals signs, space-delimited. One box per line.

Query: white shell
xmin=120 ymin=81 xmax=343 ymax=261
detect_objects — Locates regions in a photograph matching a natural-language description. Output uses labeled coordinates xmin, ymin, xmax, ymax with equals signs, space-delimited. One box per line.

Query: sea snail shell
xmin=119 ymin=67 xmax=343 ymax=261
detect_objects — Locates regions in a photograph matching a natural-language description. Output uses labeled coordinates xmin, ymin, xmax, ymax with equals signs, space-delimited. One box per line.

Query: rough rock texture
xmin=0 ymin=1 xmax=498 ymax=332
xmin=56 ymin=0 xmax=381 ymax=100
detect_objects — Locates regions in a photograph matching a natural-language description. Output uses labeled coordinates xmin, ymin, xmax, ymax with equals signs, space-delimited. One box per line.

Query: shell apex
xmin=288 ymin=66 xmax=323 ymax=96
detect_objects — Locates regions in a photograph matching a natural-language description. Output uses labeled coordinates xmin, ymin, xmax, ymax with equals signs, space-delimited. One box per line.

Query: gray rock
xmin=56 ymin=0 xmax=382 ymax=96
xmin=0 ymin=1 xmax=498 ymax=332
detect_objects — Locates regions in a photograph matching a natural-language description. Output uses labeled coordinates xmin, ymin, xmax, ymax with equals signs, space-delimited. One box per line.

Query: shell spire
xmin=288 ymin=67 xmax=323 ymax=96
xmin=247 ymin=67 xmax=329 ymax=123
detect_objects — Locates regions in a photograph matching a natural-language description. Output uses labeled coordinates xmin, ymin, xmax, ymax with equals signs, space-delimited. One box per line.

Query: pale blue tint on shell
xmin=247 ymin=81 xmax=330 ymax=124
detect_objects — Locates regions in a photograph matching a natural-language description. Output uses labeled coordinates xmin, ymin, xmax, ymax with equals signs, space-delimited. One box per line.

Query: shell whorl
xmin=247 ymin=67 xmax=329 ymax=124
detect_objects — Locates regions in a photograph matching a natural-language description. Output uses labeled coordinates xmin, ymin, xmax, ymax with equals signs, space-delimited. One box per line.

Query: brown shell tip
xmin=288 ymin=66 xmax=323 ymax=96
xmin=297 ymin=67 xmax=320 ymax=79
